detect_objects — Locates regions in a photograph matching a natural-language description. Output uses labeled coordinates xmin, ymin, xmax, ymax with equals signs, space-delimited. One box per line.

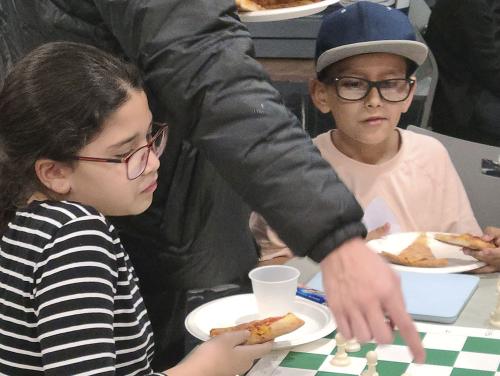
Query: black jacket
xmin=0 ymin=0 xmax=365 ymax=368
xmin=426 ymin=0 xmax=500 ymax=143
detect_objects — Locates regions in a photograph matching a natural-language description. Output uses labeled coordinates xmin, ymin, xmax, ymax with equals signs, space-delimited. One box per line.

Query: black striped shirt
xmin=0 ymin=201 xmax=164 ymax=375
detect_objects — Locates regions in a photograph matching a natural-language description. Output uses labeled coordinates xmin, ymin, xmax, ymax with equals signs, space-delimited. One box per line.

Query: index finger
xmin=383 ymin=291 xmax=425 ymax=363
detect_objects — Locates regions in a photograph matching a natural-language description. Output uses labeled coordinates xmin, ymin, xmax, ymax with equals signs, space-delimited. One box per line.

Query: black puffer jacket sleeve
xmin=90 ymin=0 xmax=365 ymax=262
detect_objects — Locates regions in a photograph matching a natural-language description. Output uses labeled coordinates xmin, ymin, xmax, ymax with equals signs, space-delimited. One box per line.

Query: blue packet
xmin=296 ymin=287 xmax=327 ymax=305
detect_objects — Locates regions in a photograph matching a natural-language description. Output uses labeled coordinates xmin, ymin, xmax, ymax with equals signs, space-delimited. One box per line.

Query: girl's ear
xmin=34 ymin=159 xmax=73 ymax=195
xmin=309 ymin=79 xmax=331 ymax=114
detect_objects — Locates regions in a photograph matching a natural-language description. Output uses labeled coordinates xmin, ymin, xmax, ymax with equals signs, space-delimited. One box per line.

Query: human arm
xmin=428 ymin=139 xmax=481 ymax=234
xmin=249 ymin=211 xmax=294 ymax=262
xmin=165 ymin=331 xmax=272 ymax=376
xmin=250 ymin=210 xmax=388 ymax=259
xmin=91 ymin=0 xmax=366 ymax=262
xmin=90 ymin=0 xmax=423 ymax=360
xmin=250 ymin=214 xmax=425 ymax=361
xmin=34 ymin=212 xmax=163 ymax=375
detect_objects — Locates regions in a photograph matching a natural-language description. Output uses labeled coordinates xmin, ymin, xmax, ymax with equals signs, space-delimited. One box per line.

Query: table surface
xmin=258 ymin=58 xmax=315 ymax=82
xmin=244 ymin=257 xmax=500 ymax=375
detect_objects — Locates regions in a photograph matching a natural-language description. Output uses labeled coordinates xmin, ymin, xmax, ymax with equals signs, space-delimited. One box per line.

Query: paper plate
xmin=239 ymin=0 xmax=339 ymax=22
xmin=340 ymin=0 xmax=395 ymax=6
xmin=367 ymin=232 xmax=486 ymax=273
xmin=185 ymin=293 xmax=336 ymax=349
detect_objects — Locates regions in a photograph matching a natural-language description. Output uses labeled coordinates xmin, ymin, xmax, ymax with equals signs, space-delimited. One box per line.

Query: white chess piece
xmin=330 ymin=333 xmax=351 ymax=366
xmin=361 ymin=350 xmax=379 ymax=376
xmin=489 ymin=278 xmax=500 ymax=328
xmin=346 ymin=338 xmax=361 ymax=352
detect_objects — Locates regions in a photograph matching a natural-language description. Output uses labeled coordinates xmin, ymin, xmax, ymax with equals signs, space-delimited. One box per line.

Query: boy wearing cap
xmin=251 ymin=2 xmax=480 ymax=261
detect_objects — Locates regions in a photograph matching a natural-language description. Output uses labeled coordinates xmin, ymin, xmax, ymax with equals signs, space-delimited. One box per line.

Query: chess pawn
xmin=346 ymin=338 xmax=361 ymax=352
xmin=330 ymin=333 xmax=351 ymax=366
xmin=361 ymin=350 xmax=379 ymax=376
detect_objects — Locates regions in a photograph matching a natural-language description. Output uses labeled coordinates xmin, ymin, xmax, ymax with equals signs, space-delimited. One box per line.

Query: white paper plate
xmin=368 ymin=232 xmax=486 ymax=274
xmin=340 ymin=0 xmax=394 ymax=6
xmin=239 ymin=0 xmax=339 ymax=22
xmin=185 ymin=293 xmax=336 ymax=349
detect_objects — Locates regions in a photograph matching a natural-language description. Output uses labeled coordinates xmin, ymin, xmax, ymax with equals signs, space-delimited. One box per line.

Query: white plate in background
xmin=185 ymin=293 xmax=336 ymax=349
xmin=239 ymin=0 xmax=338 ymax=22
xmin=340 ymin=0 xmax=395 ymax=6
xmin=367 ymin=232 xmax=485 ymax=274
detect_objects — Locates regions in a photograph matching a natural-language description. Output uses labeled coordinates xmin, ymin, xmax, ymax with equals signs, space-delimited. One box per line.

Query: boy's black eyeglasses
xmin=322 ymin=76 xmax=415 ymax=102
xmin=73 ymin=122 xmax=168 ymax=180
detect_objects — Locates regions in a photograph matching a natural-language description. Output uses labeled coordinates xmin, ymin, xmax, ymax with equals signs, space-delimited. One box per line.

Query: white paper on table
xmin=362 ymin=196 xmax=401 ymax=234
xmin=308 ymin=197 xmax=403 ymax=294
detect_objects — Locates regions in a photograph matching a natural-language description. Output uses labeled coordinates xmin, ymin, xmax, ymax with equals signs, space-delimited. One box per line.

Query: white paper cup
xmin=248 ymin=265 xmax=300 ymax=317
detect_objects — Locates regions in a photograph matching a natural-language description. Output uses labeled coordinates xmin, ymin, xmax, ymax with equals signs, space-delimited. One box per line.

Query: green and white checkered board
xmin=248 ymin=323 xmax=500 ymax=376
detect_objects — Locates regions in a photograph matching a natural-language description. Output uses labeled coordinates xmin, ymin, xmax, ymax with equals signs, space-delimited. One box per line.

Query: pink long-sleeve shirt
xmin=251 ymin=129 xmax=481 ymax=260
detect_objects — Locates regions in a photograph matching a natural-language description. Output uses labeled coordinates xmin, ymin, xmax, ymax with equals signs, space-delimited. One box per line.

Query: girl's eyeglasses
xmin=73 ymin=122 xmax=168 ymax=180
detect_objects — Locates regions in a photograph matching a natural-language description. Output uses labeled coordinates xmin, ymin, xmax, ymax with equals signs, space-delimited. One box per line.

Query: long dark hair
xmin=0 ymin=42 xmax=144 ymax=232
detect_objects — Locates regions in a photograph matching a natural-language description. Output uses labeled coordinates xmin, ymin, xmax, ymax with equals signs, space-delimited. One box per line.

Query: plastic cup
xmin=248 ymin=265 xmax=300 ymax=318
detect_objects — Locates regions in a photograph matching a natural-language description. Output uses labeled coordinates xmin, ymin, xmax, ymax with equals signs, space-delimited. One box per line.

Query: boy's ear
xmin=34 ymin=159 xmax=73 ymax=195
xmin=402 ymin=76 xmax=417 ymax=113
xmin=309 ymin=78 xmax=332 ymax=114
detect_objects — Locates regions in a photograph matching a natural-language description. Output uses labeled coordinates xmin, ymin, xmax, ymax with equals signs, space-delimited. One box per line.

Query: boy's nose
xmin=365 ymin=86 xmax=383 ymax=107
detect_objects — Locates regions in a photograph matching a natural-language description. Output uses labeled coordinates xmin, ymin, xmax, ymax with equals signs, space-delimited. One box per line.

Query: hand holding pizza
xmin=463 ymin=227 xmax=500 ymax=273
xmin=166 ymin=331 xmax=272 ymax=376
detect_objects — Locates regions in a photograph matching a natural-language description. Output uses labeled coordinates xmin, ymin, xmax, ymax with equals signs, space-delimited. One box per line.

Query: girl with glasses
xmin=0 ymin=42 xmax=270 ymax=375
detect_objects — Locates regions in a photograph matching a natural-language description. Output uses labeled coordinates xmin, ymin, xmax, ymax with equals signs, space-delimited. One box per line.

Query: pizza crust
xmin=381 ymin=251 xmax=448 ymax=267
xmin=434 ymin=233 xmax=495 ymax=250
xmin=236 ymin=0 xmax=320 ymax=11
xmin=210 ymin=312 xmax=305 ymax=344
xmin=236 ymin=0 xmax=264 ymax=11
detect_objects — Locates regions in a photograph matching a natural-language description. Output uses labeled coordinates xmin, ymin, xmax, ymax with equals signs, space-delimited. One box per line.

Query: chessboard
xmin=248 ymin=322 xmax=500 ymax=376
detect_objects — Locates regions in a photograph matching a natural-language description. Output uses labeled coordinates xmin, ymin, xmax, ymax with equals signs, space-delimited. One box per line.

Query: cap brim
xmin=316 ymin=40 xmax=429 ymax=73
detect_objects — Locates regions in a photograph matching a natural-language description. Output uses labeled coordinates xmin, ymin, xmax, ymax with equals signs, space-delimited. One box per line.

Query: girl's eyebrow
xmin=106 ymin=121 xmax=153 ymax=151
xmin=107 ymin=134 xmax=138 ymax=151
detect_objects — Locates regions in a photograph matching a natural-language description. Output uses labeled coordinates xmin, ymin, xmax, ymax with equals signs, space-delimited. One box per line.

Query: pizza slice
xmin=434 ymin=233 xmax=495 ymax=250
xmin=381 ymin=233 xmax=448 ymax=267
xmin=209 ymin=312 xmax=305 ymax=344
